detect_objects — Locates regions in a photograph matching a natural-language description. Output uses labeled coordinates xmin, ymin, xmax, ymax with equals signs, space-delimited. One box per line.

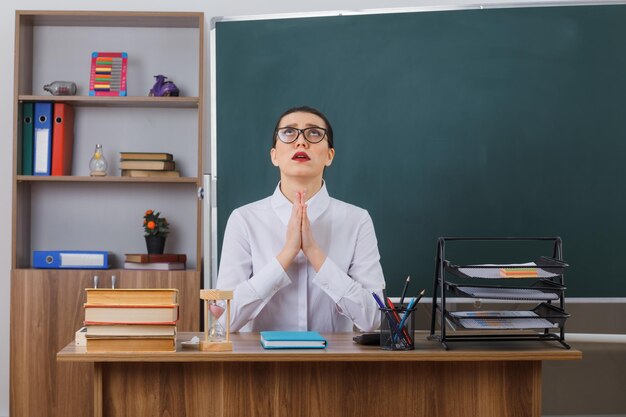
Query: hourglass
xmin=199 ymin=289 xmax=233 ymax=352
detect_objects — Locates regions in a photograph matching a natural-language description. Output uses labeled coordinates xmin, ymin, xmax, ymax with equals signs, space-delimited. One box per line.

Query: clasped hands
xmin=277 ymin=190 xmax=326 ymax=272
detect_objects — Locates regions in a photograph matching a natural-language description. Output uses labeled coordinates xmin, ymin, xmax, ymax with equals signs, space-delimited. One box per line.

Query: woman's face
xmin=270 ymin=111 xmax=335 ymax=180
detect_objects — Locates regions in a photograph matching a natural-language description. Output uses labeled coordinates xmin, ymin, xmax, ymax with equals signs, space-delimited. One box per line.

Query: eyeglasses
xmin=275 ymin=126 xmax=328 ymax=144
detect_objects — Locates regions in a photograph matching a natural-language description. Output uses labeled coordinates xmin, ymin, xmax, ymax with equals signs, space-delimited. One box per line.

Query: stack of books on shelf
xmin=84 ymin=288 xmax=178 ymax=352
xmin=20 ymin=101 xmax=75 ymax=176
xmin=124 ymin=253 xmax=187 ymax=270
xmin=120 ymin=152 xmax=180 ymax=178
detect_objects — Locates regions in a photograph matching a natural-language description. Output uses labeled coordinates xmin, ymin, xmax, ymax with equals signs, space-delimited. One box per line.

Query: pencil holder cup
xmin=379 ymin=306 xmax=416 ymax=350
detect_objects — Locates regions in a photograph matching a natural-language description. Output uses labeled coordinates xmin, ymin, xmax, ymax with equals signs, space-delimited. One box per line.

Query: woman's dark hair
xmin=272 ymin=106 xmax=334 ymax=149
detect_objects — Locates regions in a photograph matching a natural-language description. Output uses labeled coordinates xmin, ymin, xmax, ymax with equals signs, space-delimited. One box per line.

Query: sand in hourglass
xmin=208 ymin=303 xmax=226 ymax=341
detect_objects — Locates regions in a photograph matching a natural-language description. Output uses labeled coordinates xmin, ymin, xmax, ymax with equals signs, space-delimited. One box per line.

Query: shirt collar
xmin=271 ymin=181 xmax=330 ymax=226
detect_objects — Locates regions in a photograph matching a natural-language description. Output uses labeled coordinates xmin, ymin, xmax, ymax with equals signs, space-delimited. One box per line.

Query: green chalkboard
xmin=215 ymin=5 xmax=626 ymax=297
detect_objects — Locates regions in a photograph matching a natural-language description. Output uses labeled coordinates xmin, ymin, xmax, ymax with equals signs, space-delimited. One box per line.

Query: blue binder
xmin=33 ymin=102 xmax=52 ymax=176
xmin=33 ymin=250 xmax=110 ymax=269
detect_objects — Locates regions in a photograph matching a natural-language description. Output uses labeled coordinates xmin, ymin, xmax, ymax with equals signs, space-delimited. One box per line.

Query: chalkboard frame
xmin=209 ymin=1 xmax=626 ymax=299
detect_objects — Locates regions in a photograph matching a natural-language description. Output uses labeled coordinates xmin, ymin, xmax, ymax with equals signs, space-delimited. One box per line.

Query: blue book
xmin=260 ymin=331 xmax=327 ymax=349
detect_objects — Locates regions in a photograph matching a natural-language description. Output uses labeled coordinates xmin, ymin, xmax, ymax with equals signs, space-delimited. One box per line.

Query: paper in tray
xmin=456 ymin=262 xmax=560 ymax=279
xmin=454 ymin=286 xmax=560 ymax=300
xmin=456 ymin=317 xmax=558 ymax=330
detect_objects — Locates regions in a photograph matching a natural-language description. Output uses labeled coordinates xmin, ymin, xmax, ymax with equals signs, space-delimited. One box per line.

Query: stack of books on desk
xmin=123 ymin=253 xmax=187 ymax=270
xmin=84 ymin=288 xmax=178 ymax=352
xmin=119 ymin=152 xmax=180 ymax=178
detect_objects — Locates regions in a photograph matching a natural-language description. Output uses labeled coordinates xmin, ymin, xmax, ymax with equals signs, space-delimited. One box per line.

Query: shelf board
xmin=16 ymin=175 xmax=199 ymax=184
xmin=13 ymin=268 xmax=200 ymax=272
xmin=18 ymin=95 xmax=199 ymax=108
xmin=18 ymin=11 xmax=202 ymax=29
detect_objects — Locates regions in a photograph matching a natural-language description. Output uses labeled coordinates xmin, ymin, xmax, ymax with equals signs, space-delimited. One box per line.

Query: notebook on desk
xmin=260 ymin=331 xmax=327 ymax=349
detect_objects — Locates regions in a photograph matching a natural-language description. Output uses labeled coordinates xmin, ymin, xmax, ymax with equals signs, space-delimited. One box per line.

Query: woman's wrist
xmin=304 ymin=245 xmax=326 ymax=272
xmin=276 ymin=247 xmax=299 ymax=271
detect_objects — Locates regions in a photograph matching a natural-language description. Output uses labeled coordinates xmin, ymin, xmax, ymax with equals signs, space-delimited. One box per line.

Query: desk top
xmin=57 ymin=332 xmax=582 ymax=363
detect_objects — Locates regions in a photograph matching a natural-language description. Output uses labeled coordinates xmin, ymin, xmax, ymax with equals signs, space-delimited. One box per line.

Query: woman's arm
xmin=310 ymin=211 xmax=385 ymax=331
xmin=216 ymin=210 xmax=291 ymax=331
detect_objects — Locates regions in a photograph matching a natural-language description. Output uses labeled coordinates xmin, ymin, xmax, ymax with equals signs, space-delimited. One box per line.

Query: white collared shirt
xmin=216 ymin=182 xmax=385 ymax=332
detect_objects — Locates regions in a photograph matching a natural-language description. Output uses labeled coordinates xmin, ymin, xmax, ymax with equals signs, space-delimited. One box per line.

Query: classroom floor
xmin=544 ymin=414 xmax=626 ymax=416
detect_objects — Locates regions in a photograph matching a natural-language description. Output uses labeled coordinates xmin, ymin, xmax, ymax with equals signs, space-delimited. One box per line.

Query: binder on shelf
xmin=33 ymin=102 xmax=53 ymax=176
xmin=33 ymin=250 xmax=111 ymax=269
xmin=51 ymin=103 xmax=75 ymax=176
xmin=20 ymin=102 xmax=34 ymax=175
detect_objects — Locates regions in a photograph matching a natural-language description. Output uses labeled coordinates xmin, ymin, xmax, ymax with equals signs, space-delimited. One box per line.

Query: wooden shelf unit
xmin=10 ymin=10 xmax=205 ymax=417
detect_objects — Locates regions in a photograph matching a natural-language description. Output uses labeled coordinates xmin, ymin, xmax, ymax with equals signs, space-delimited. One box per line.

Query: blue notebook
xmin=260 ymin=331 xmax=327 ymax=349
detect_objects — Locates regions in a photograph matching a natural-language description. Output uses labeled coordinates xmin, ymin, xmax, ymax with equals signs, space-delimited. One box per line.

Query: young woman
xmin=216 ymin=106 xmax=385 ymax=332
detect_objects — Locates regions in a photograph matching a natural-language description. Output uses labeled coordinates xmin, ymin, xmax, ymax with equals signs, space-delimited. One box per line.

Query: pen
xmin=399 ymin=275 xmax=411 ymax=307
xmin=386 ymin=297 xmax=413 ymax=345
xmin=396 ymin=299 xmax=415 ymax=336
xmin=372 ymin=292 xmax=406 ymax=347
xmin=397 ymin=292 xmax=422 ymax=336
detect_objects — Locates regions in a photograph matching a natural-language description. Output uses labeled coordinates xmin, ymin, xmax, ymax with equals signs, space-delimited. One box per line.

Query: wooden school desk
xmin=57 ymin=332 xmax=581 ymax=417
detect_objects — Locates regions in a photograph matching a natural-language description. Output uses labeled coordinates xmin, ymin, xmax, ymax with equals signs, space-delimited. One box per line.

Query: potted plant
xmin=143 ymin=209 xmax=170 ymax=254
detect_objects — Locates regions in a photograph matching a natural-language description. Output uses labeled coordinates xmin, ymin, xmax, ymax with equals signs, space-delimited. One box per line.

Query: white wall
xmin=0 ymin=0 xmax=558 ymax=415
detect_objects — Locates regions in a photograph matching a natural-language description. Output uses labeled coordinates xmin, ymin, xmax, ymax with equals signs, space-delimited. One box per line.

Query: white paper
xmin=61 ymin=253 xmax=105 ymax=267
xmin=458 ymin=317 xmax=558 ymax=330
xmin=34 ymin=128 xmax=50 ymax=174
xmin=457 ymin=262 xmax=559 ymax=279
xmin=457 ymin=286 xmax=560 ymax=300
xmin=450 ymin=310 xmax=538 ymax=318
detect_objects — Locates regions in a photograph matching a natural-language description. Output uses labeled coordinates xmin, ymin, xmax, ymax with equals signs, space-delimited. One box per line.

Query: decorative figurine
xmin=199 ymin=289 xmax=233 ymax=352
xmin=43 ymin=81 xmax=77 ymax=96
xmin=149 ymin=75 xmax=180 ymax=97
xmin=89 ymin=144 xmax=108 ymax=176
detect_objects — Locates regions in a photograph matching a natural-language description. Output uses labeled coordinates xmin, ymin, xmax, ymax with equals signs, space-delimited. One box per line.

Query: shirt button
xmin=323 ymin=284 xmax=329 ymax=289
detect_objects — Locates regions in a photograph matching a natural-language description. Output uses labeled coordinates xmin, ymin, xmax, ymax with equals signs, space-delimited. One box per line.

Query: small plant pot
xmin=145 ymin=235 xmax=166 ymax=254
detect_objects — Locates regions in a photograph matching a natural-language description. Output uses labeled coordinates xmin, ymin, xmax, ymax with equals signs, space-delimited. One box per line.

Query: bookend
xmin=428 ymin=237 xmax=571 ymax=350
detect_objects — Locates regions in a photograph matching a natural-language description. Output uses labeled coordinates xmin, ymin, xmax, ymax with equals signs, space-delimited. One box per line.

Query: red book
xmin=123 ymin=262 xmax=185 ymax=271
xmin=125 ymin=253 xmax=187 ymax=263
xmin=51 ymin=103 xmax=74 ymax=176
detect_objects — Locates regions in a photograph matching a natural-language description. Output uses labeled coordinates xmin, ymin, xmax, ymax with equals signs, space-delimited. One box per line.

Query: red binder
xmin=51 ymin=103 xmax=74 ymax=176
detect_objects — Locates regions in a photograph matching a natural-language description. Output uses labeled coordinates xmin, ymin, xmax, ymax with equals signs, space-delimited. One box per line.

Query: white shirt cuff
xmin=312 ymin=257 xmax=353 ymax=303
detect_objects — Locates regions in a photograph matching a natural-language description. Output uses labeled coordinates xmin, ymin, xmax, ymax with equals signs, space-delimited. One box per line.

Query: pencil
xmin=399 ymin=275 xmax=411 ymax=307
xmin=414 ymin=288 xmax=425 ymax=305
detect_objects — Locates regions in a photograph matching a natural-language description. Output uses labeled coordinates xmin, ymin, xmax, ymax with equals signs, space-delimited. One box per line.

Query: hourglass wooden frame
xmin=199 ymin=289 xmax=233 ymax=352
